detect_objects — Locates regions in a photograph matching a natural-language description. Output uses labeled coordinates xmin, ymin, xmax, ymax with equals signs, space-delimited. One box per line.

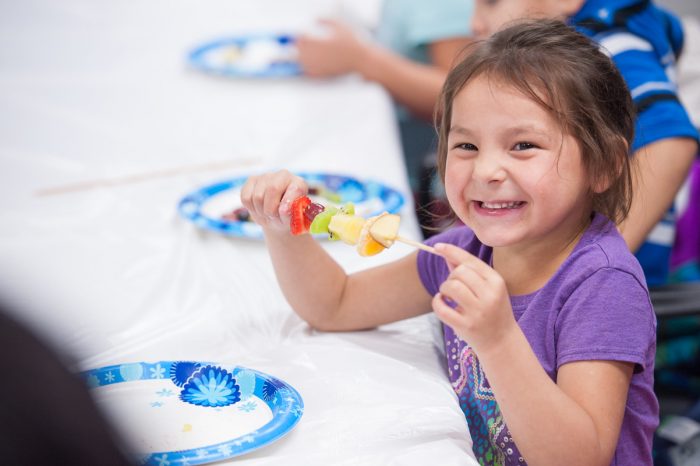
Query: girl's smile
xmin=472 ymin=200 xmax=527 ymax=224
xmin=474 ymin=200 xmax=526 ymax=213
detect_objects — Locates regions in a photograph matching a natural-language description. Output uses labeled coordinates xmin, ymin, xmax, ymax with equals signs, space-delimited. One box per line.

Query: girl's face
xmin=472 ymin=0 xmax=581 ymax=39
xmin=444 ymin=75 xmax=592 ymax=254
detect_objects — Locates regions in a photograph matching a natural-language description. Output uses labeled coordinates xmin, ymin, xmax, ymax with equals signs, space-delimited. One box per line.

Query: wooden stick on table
xmin=34 ymin=158 xmax=262 ymax=197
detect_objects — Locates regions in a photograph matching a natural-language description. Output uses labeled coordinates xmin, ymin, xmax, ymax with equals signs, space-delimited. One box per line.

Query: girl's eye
xmin=513 ymin=142 xmax=537 ymax=151
xmin=454 ymin=142 xmax=477 ymax=151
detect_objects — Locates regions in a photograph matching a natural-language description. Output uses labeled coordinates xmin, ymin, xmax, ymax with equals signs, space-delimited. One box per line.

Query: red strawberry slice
xmin=290 ymin=196 xmax=312 ymax=235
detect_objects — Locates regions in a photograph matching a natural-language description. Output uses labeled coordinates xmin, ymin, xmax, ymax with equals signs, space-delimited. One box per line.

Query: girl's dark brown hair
xmin=435 ymin=18 xmax=635 ymax=224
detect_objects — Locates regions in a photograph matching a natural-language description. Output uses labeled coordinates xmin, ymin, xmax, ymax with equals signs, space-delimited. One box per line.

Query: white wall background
xmin=657 ymin=0 xmax=700 ymax=17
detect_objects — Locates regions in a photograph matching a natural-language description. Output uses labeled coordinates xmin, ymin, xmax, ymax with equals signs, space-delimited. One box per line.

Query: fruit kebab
xmin=289 ymin=195 xmax=437 ymax=256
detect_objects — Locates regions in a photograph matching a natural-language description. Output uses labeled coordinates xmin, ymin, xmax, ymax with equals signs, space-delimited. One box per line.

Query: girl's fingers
xmin=279 ymin=177 xmax=307 ymax=217
xmin=435 ymin=242 xmax=493 ymax=278
xmin=251 ymin=177 xmax=270 ymax=220
xmin=434 ymin=243 xmax=490 ymax=270
xmin=439 ymin=273 xmax=478 ymax=306
xmin=450 ymin=264 xmax=489 ymax=297
xmin=239 ymin=176 xmax=254 ymax=209
xmin=239 ymin=171 xmax=308 ymax=230
xmin=432 ymin=293 xmax=463 ymax=328
xmin=241 ymin=175 xmax=265 ymax=219
xmin=434 ymin=242 xmax=473 ymax=273
xmin=262 ymin=172 xmax=291 ymax=218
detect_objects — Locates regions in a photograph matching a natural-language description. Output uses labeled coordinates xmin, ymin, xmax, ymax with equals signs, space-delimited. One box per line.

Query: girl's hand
xmin=239 ymin=170 xmax=308 ymax=234
xmin=432 ymin=242 xmax=518 ymax=355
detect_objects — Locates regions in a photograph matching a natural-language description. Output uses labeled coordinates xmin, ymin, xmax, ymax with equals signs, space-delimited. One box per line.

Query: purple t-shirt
xmin=417 ymin=213 xmax=658 ymax=465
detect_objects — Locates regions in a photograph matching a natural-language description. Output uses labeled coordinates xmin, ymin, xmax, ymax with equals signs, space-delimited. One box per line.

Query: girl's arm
xmin=433 ymin=243 xmax=633 ymax=466
xmin=241 ymin=170 xmax=432 ymax=331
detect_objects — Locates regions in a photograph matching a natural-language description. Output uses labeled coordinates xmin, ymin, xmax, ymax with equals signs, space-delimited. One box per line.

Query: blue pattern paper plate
xmin=82 ymin=361 xmax=303 ymax=465
xmin=188 ymin=34 xmax=301 ymax=78
xmin=177 ymin=172 xmax=405 ymax=238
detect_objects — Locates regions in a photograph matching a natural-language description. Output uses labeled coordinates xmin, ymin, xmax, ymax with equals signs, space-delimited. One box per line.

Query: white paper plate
xmin=82 ymin=361 xmax=303 ymax=465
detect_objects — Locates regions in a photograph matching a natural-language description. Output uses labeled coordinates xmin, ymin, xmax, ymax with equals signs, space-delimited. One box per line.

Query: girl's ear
xmin=591 ymin=173 xmax=612 ymax=194
xmin=592 ymin=136 xmax=629 ymax=194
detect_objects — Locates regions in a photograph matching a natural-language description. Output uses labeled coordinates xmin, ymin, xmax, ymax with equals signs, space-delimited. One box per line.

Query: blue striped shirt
xmin=571 ymin=0 xmax=700 ymax=285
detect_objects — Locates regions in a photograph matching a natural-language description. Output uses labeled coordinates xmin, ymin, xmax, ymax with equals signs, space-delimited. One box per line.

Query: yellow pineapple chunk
xmin=369 ymin=213 xmax=400 ymax=248
xmin=328 ymin=214 xmax=366 ymax=245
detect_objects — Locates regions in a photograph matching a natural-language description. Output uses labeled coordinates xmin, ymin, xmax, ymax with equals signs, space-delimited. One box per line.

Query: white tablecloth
xmin=0 ymin=1 xmax=477 ymax=464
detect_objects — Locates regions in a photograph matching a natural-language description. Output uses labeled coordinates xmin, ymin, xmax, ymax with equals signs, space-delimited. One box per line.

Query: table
xmin=0 ymin=1 xmax=477 ymax=464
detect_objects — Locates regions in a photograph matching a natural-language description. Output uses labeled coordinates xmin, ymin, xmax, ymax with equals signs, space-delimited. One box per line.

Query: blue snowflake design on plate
xmin=80 ymin=361 xmax=304 ymax=465
xmin=238 ymin=400 xmax=257 ymax=412
xmin=180 ymin=365 xmax=241 ymax=408
xmin=177 ymin=172 xmax=405 ymax=239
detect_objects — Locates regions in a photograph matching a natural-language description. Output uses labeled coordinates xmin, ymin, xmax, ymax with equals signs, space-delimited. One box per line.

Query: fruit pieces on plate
xmin=222 ymin=207 xmax=250 ymax=222
xmin=290 ymin=195 xmax=401 ymax=257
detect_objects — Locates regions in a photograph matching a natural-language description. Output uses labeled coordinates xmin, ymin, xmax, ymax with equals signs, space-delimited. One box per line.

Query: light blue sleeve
xmin=378 ymin=0 xmax=474 ymax=62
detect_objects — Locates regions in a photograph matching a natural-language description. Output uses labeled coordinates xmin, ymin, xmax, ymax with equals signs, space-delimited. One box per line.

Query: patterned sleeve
xmin=555 ymin=267 xmax=656 ymax=372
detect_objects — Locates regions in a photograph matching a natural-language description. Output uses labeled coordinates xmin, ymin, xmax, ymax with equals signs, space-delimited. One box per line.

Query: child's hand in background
xmin=432 ymin=243 xmax=519 ymax=356
xmin=240 ymin=170 xmax=308 ymax=233
xmin=296 ymin=19 xmax=365 ymax=78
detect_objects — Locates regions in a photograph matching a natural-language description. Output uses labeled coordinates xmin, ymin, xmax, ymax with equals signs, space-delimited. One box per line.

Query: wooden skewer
xmin=395 ymin=235 xmax=438 ymax=255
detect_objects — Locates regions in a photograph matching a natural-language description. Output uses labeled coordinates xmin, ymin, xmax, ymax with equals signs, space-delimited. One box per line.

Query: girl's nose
xmin=473 ymin=153 xmax=507 ymax=184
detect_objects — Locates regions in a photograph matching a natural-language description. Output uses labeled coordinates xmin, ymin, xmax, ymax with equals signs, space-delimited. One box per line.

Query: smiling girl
xmin=241 ymin=19 xmax=657 ymax=465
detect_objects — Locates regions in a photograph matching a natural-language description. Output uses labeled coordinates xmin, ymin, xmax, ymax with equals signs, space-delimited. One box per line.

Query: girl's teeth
xmin=481 ymin=201 xmax=522 ymax=209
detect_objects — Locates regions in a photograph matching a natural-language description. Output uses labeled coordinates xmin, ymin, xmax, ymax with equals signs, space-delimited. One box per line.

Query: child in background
xmin=296 ymin=0 xmax=473 ymax=206
xmin=470 ymin=0 xmax=699 ymax=287
xmin=242 ymin=19 xmax=657 ymax=465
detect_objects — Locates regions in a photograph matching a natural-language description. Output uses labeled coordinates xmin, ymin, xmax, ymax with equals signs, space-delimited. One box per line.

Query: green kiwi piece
xmin=309 ymin=206 xmax=338 ymax=234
